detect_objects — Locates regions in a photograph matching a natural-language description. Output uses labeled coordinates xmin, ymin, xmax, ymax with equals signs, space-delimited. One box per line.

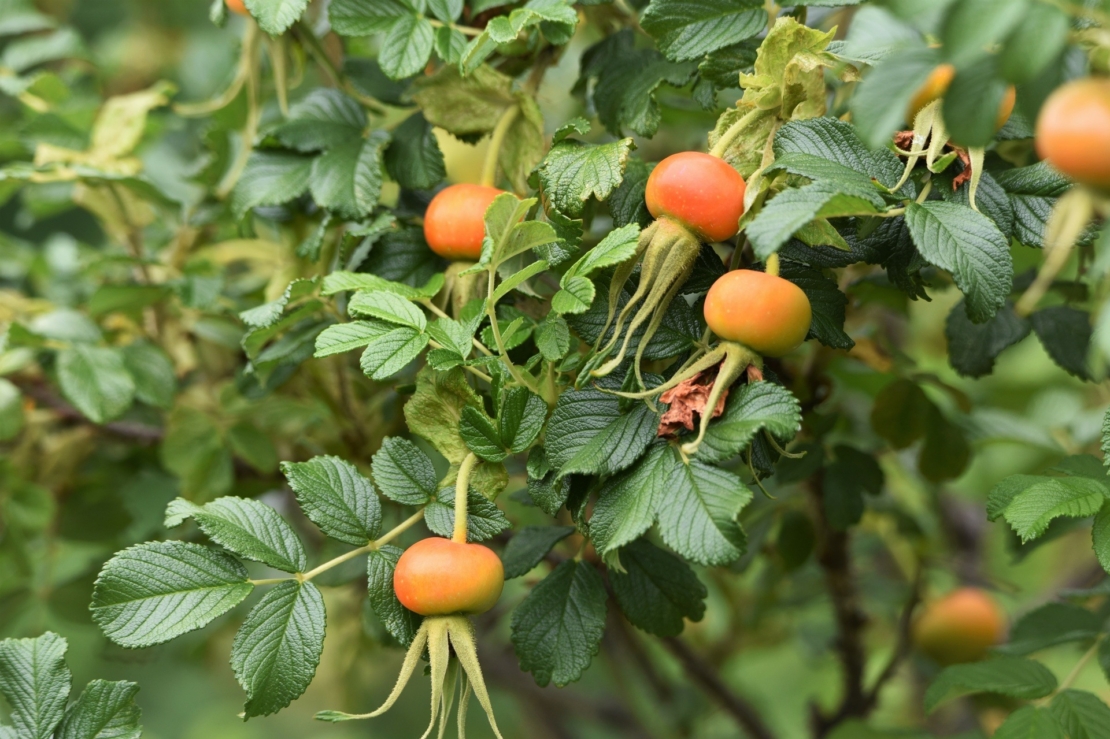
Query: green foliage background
xmin=1 ymin=1 xmax=1109 ymax=738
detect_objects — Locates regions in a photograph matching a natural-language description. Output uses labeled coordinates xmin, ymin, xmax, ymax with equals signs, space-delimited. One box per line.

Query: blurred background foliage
xmin=0 ymin=1 xmax=1107 ymax=738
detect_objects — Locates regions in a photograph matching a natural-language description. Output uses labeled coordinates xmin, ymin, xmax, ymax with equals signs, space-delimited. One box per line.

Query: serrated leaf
xmin=993 ymin=706 xmax=1066 ymax=739
xmin=946 ymin=300 xmax=1030 ymax=378
xmin=359 ymin=326 xmax=429 ymax=380
xmin=641 ymin=0 xmax=766 ymax=62
xmin=165 ymin=496 xmax=307 ymax=573
xmin=281 ymin=456 xmax=382 ymax=546
xmin=313 ymin=321 xmax=393 ymax=358
xmin=383 ymin=113 xmax=445 ymax=190
xmin=551 ymin=275 xmax=595 ymax=315
xmin=231 ymin=152 xmax=314 ymax=218
xmin=655 ymin=452 xmax=751 ymax=565
xmin=780 ymin=260 xmax=854 ymax=350
xmin=0 ymin=632 xmax=70 ymax=739
xmin=423 ymin=486 xmax=511 ymax=542
xmin=501 ymin=526 xmax=575 ymax=579
xmin=120 ymin=341 xmax=176 ymax=409
xmin=609 ymin=539 xmax=706 ymax=637
xmin=590 ymin=443 xmax=672 ymax=555
xmin=411 ymin=64 xmax=515 ymax=137
xmin=536 ymin=138 xmax=634 ymax=218
xmin=996 ymin=602 xmax=1103 ymax=656
xmin=404 ymin=367 xmax=482 ymax=465
xmin=328 ymin=0 xmax=412 ymax=35
xmin=1094 ymin=503 xmax=1110 ymax=574
xmin=91 ymin=541 xmax=253 ymax=648
xmin=309 ymin=131 xmax=389 ymax=219
xmin=367 ymin=546 xmax=422 ymax=646
xmin=56 ymin=346 xmax=135 ymax=424
xmin=904 ymin=200 xmax=1012 ymax=323
xmin=347 ymin=290 xmax=426 ymax=330
xmin=460 ymin=405 xmax=504 ymax=462
xmin=55 ymin=679 xmax=140 ymax=739
xmin=1050 ymin=690 xmax=1110 ymax=739
xmin=272 ymin=89 xmax=367 ymax=152
xmin=748 ymin=183 xmax=876 ymax=259
xmin=1031 ymin=306 xmax=1092 ymax=380
xmin=371 ymin=437 xmax=438 ymax=506
xmin=244 ymin=0 xmax=308 ymax=35
xmin=498 ymin=386 xmax=546 ymax=454
xmin=534 ymin=314 xmax=570 ymax=360
xmin=231 ymin=581 xmax=325 ymax=718
xmin=996 ymin=476 xmax=1108 ymax=542
xmin=379 ymin=13 xmax=434 ymax=80
xmin=544 ymin=387 xmax=657 ymax=478
xmin=322 ymin=270 xmax=435 ymax=298
xmin=511 ymin=560 xmax=607 ymax=687
xmin=925 ymin=658 xmax=1057 ymax=713
xmin=698 ymin=381 xmax=802 ymax=464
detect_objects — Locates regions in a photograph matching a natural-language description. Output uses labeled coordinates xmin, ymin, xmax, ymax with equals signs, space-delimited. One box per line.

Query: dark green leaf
xmin=367 ymin=546 xmax=421 ymax=646
xmin=1050 ymin=690 xmax=1110 ymax=739
xmin=992 ymin=706 xmax=1066 ymax=739
xmin=536 ymin=138 xmax=634 ymax=218
xmin=610 ymin=539 xmax=706 ymax=637
xmin=501 ymin=526 xmax=575 ymax=579
xmin=0 ymin=632 xmax=70 ymax=739
xmin=925 ymin=657 xmax=1057 ymax=713
xmin=656 ymin=451 xmax=751 ymax=566
xmin=371 ymin=437 xmax=438 ymax=506
xmin=996 ymin=602 xmax=1102 ymax=656
xmin=55 ymin=679 xmax=140 ymax=739
xmin=165 ymin=496 xmax=307 ymax=573
xmin=272 ymin=89 xmax=366 ymax=152
xmin=590 ymin=443 xmax=672 ymax=555
xmin=544 ymin=387 xmax=657 ymax=478
xmin=383 ymin=113 xmax=445 ymax=190
xmin=281 ymin=456 xmax=382 ymax=546
xmin=424 ymin=487 xmax=510 ymax=542
xmin=641 ymin=0 xmax=765 ymax=62
xmin=699 ymin=381 xmax=802 ymax=464
xmin=231 ymin=152 xmax=314 ymax=218
xmin=946 ymin=301 xmax=1030 ymax=378
xmin=359 ymin=326 xmax=429 ymax=380
xmin=1031 ymin=306 xmax=1092 ymax=381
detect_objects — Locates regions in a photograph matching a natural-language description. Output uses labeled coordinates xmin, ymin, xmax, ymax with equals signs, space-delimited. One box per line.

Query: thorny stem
xmin=251 ymin=509 xmax=426 ymax=585
xmin=709 ymin=107 xmax=768 ymax=159
xmin=481 ymin=104 xmax=521 ymax=189
xmin=454 ymin=453 xmax=480 ymax=543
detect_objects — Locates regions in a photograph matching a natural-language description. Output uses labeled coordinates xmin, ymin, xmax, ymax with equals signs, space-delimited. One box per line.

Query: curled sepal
xmin=314 ymin=616 xmax=503 ymax=739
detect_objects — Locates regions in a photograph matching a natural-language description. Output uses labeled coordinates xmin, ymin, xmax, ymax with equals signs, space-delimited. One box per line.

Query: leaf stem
xmin=293 ymin=508 xmax=426 ymax=583
xmin=293 ymin=20 xmax=389 ymax=115
xmin=453 ymin=453 xmax=479 ymax=543
xmin=419 ymin=298 xmax=493 ymax=356
xmin=709 ymin=107 xmax=768 ymax=159
xmin=248 ymin=578 xmax=288 ymax=586
xmin=1039 ymin=635 xmax=1104 ymax=705
xmin=216 ymin=20 xmax=261 ymax=199
xmin=481 ymin=104 xmax=521 ymax=188
xmin=486 ymin=268 xmax=540 ymax=393
xmin=427 ymin=339 xmax=494 ymax=383
xmin=428 ymin=19 xmax=484 ymax=36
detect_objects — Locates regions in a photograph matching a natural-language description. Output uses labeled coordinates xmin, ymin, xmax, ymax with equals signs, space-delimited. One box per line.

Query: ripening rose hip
xmin=1036 ymin=78 xmax=1110 ymax=190
xmin=225 ymin=0 xmax=248 ymax=15
xmin=906 ymin=64 xmax=1015 ymax=131
xmin=423 ymin=183 xmax=507 ymax=260
xmin=703 ymin=269 xmax=812 ymax=357
xmin=645 ymin=152 xmax=746 ymax=242
xmin=913 ymin=587 xmax=1005 ymax=665
xmin=393 ymin=537 xmax=504 ymax=616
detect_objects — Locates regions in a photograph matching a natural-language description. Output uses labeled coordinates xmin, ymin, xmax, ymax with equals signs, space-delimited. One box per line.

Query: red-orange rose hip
xmin=393 ymin=537 xmax=504 ymax=616
xmin=423 ymin=183 xmax=506 ymax=260
xmin=1036 ymin=78 xmax=1110 ymax=190
xmin=645 ymin=152 xmax=746 ymax=243
xmin=225 ymin=0 xmax=248 ymax=14
xmin=704 ymin=270 xmax=811 ymax=357
xmin=913 ymin=588 xmax=1005 ymax=665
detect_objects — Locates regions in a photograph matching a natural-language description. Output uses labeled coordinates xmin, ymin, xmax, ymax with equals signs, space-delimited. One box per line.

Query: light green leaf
xmin=321 ymin=271 xmax=437 ymax=298
xmin=551 ymin=275 xmax=596 ymax=315
xmin=359 ymin=326 xmax=429 ymax=379
xmin=231 ymin=152 xmax=314 ymax=218
xmin=328 ymin=0 xmax=412 ymax=35
xmin=231 ymin=581 xmax=325 ymax=718
xmin=536 ymin=138 xmax=635 ymax=218
xmin=165 ymin=496 xmax=306 ymax=573
xmin=941 ymin=0 xmax=1028 ymax=68
xmin=281 ymin=456 xmax=382 ymax=546
xmin=91 ymin=541 xmax=253 ymax=648
xmin=534 ymin=314 xmax=570 ymax=360
xmin=56 ymin=345 xmax=135 ymax=424
xmin=641 ymin=0 xmax=766 ymax=62
xmin=244 ymin=0 xmax=309 ymax=35
xmin=925 ymin=658 xmax=1057 ymax=713
xmin=0 ymin=632 xmax=70 ymax=739
xmin=0 ymin=378 xmax=24 ymax=440
xmin=561 ymin=223 xmax=640 ymax=283
xmin=120 ymin=342 xmax=175 ymax=409
xmin=511 ymin=560 xmax=607 ymax=687
xmin=995 ymin=476 xmax=1108 ymax=542
xmin=655 ymin=453 xmax=751 ymax=566
xmin=699 ymin=381 xmax=803 ymax=464
xmin=411 ymin=64 xmax=515 ymax=137
xmin=313 ymin=321 xmax=393 ymax=358
xmin=1094 ymin=503 xmax=1110 ymax=574
xmin=348 ymin=290 xmax=426 ymax=330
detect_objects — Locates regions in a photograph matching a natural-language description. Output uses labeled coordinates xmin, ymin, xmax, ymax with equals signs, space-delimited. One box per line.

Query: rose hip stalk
xmin=317 ymin=454 xmax=505 ymax=738
xmin=588 ymin=152 xmax=746 ymax=382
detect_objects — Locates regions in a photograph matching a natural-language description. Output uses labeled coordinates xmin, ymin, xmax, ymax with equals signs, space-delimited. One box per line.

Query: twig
xmin=863 ymin=565 xmax=923 ymax=710
xmin=661 ymin=636 xmax=777 ymax=739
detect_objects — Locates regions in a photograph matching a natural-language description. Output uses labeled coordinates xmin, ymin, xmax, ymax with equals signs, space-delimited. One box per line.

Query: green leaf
xmin=371 ymin=437 xmax=438 ymax=506
xmin=367 ymin=545 xmax=422 ymax=646
xmin=231 ymin=152 xmax=314 ymax=218
xmin=946 ymin=301 xmax=1030 ymax=378
xmin=995 ymin=162 xmax=1070 ymax=249
xmin=120 ymin=341 xmax=176 ymax=409
xmin=904 ymin=200 xmax=1012 ymax=323
xmin=411 ymin=64 xmax=515 ymax=137
xmin=0 ymin=378 xmax=24 ymax=441
xmin=313 ymin=321 xmax=393 ymax=358
xmin=281 ymin=456 xmax=382 ymax=546
xmin=55 ymin=679 xmax=140 ymax=739
xmin=328 ymin=0 xmax=411 ymax=35
xmin=748 ymin=183 xmax=876 ymax=259
xmin=501 ymin=95 xmax=546 ymax=194
xmin=545 ymin=387 xmax=657 ymax=478
xmin=993 ymin=706 xmax=1066 ymax=739
xmin=0 ymin=632 xmax=70 ymax=739
xmin=501 ymin=526 xmax=575 ymax=579
xmin=534 ymin=314 xmax=570 ymax=361
xmin=423 ymin=486 xmax=511 ymax=542
xmin=536 ymin=138 xmax=635 ymax=218
xmin=590 ymin=443 xmax=672 ymax=555
xmin=995 ymin=476 xmax=1108 ymax=542
xmin=1050 ymin=690 xmax=1110 ymax=739
xmin=870 ymin=379 xmax=930 ymax=450
xmin=379 ymin=13 xmax=434 ymax=80
xmin=996 ymin=602 xmax=1103 ymax=656
xmin=641 ymin=0 xmax=765 ymax=62
xmin=551 ymin=275 xmax=596 ymax=315
xmin=940 ymin=0 xmax=1028 ymax=68
xmin=427 ymin=0 xmax=461 ymax=22
xmin=1031 ymin=306 xmax=1093 ymax=381
xmin=383 ymin=113 xmax=445 ymax=190
xmin=699 ymin=381 xmax=802 ymax=464
xmin=609 ymin=539 xmax=706 ymax=637
xmin=272 ymin=89 xmax=367 ymax=152
xmin=780 ymin=261 xmax=854 ymax=350
xmin=56 ymin=346 xmax=135 ymax=424
xmin=160 ymin=407 xmax=233 ymax=500
xmin=459 ymin=405 xmax=504 ymax=462
xmin=561 ymin=223 xmax=640 ymax=284
xmin=498 ymin=387 xmax=547 ymax=454
xmin=608 ymin=156 xmax=653 ymax=228
xmin=998 ymin=3 xmax=1069 ymax=84
xmin=1094 ymin=503 xmax=1110 ymax=574
xmin=165 ymin=496 xmax=307 ymax=573
xmin=309 ymin=131 xmax=390 ymax=219
xmin=231 ymin=581 xmax=325 ymax=718
xmin=404 ymin=367 xmax=483 ymax=465
xmin=925 ymin=658 xmax=1057 ymax=713
xmin=227 ymin=422 xmax=278 ymax=474
xmin=243 ymin=0 xmax=308 ymax=35
xmin=849 ymin=45 xmax=939 ymax=148
xmin=823 ymin=457 xmax=865 ymax=531
xmin=348 ymin=290 xmax=427 ymax=330
xmin=91 ymin=541 xmax=253 ymax=648
xmin=656 ymin=452 xmax=751 ymax=565
xmin=511 ymin=560 xmax=607 ymax=687
xmin=943 ymin=57 xmax=1017 ymax=147
xmin=359 ymin=326 xmax=429 ymax=380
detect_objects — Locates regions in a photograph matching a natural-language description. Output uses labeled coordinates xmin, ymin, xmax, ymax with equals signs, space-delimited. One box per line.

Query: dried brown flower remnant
xmin=657 ymin=370 xmax=729 ymax=437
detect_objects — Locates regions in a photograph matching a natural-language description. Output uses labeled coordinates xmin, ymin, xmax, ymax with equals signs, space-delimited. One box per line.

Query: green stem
xmin=419 ymin=298 xmax=493 ymax=356
xmin=481 ymin=104 xmax=521 ymax=189
xmin=1038 ymin=635 xmax=1104 ymax=705
xmin=709 ymin=107 xmax=767 ymax=159
xmin=428 ymin=18 xmax=484 ymax=36
xmin=765 ymin=253 xmax=780 ymax=277
xmin=294 ymin=20 xmax=389 ymax=115
xmin=453 ymin=453 xmax=479 ymax=544
xmin=486 ymin=268 xmax=540 ymax=393
xmin=216 ymin=20 xmax=261 ymax=199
